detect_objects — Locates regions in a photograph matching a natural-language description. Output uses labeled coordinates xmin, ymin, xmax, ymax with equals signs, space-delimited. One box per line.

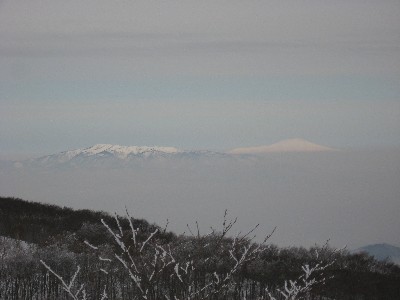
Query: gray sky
xmin=1 ymin=0 xmax=400 ymax=157
xmin=0 ymin=1 xmax=399 ymax=249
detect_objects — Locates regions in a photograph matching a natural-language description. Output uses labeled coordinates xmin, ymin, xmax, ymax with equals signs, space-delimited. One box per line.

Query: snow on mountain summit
xmin=35 ymin=144 xmax=183 ymax=164
xmin=79 ymin=144 xmax=181 ymax=158
xmin=22 ymin=139 xmax=338 ymax=167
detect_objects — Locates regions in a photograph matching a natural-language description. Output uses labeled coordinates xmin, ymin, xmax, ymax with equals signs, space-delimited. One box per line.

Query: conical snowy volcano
xmin=229 ymin=138 xmax=336 ymax=154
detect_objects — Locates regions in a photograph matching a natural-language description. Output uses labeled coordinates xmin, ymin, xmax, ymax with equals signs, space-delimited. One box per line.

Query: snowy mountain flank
xmin=46 ymin=144 xmax=182 ymax=161
xmin=229 ymin=138 xmax=336 ymax=154
xmin=19 ymin=143 xmax=228 ymax=168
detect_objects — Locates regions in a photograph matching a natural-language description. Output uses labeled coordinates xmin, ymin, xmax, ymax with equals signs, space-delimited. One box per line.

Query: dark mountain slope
xmin=0 ymin=196 xmax=171 ymax=246
xmin=1 ymin=196 xmax=400 ymax=299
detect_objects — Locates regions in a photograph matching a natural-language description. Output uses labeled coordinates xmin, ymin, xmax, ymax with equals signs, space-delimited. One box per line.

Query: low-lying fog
xmin=1 ymin=149 xmax=399 ymax=249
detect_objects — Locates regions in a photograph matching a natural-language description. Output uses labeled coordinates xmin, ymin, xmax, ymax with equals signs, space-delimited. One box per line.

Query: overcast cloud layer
xmin=0 ymin=0 xmax=400 ymax=157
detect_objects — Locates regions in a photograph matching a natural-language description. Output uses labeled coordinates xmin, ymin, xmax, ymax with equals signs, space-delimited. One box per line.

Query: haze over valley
xmin=2 ymin=139 xmax=399 ymax=250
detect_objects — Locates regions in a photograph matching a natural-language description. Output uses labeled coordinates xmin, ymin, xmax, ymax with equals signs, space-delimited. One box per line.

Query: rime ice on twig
xmin=40 ymin=209 xmax=336 ymax=300
xmin=265 ymin=247 xmax=338 ymax=300
xmin=84 ymin=240 xmax=98 ymax=250
xmin=40 ymin=260 xmax=99 ymax=300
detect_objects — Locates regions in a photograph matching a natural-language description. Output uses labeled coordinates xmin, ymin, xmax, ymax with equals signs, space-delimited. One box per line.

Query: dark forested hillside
xmin=0 ymin=197 xmax=169 ymax=246
xmin=1 ymin=197 xmax=399 ymax=300
xmin=0 ymin=197 xmax=109 ymax=244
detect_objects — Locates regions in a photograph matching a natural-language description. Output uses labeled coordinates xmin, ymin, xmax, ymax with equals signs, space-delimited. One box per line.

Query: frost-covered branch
xmin=40 ymin=209 xmax=337 ymax=300
xmin=40 ymin=260 xmax=94 ymax=300
xmin=265 ymin=247 xmax=338 ymax=300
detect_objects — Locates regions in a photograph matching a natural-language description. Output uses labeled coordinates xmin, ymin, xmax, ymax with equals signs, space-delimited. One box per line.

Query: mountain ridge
xmin=9 ymin=139 xmax=339 ymax=168
xmin=52 ymin=144 xmax=182 ymax=160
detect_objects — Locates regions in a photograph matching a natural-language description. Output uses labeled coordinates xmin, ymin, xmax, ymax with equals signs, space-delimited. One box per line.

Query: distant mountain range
xmin=14 ymin=144 xmax=228 ymax=168
xmin=355 ymin=243 xmax=400 ymax=265
xmin=34 ymin=143 xmax=186 ymax=163
xmin=10 ymin=139 xmax=337 ymax=168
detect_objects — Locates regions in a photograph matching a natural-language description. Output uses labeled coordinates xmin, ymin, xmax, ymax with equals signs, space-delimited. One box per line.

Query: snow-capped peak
xmin=52 ymin=144 xmax=182 ymax=161
xmin=81 ymin=144 xmax=181 ymax=158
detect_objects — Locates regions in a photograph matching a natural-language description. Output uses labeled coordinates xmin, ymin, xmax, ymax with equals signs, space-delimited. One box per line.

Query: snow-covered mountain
xmin=10 ymin=139 xmax=340 ymax=169
xmin=40 ymin=144 xmax=182 ymax=162
xmin=229 ymin=138 xmax=336 ymax=154
xmin=17 ymin=144 xmax=230 ymax=168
